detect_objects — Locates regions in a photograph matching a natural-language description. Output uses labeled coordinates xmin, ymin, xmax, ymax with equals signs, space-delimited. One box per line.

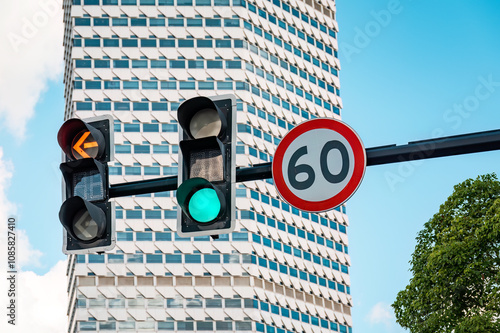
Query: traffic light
xmin=176 ymin=95 xmax=236 ymax=238
xmin=57 ymin=115 xmax=115 ymax=254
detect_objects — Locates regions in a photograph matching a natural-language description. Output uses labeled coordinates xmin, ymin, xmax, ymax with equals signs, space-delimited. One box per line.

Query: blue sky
xmin=337 ymin=0 xmax=500 ymax=331
xmin=0 ymin=0 xmax=500 ymax=332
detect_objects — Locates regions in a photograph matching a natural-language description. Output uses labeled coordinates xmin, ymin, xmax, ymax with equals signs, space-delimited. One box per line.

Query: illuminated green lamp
xmin=177 ymin=178 xmax=225 ymax=224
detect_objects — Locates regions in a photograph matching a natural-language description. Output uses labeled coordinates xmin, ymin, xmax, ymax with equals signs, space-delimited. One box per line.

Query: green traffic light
xmin=188 ymin=188 xmax=221 ymax=223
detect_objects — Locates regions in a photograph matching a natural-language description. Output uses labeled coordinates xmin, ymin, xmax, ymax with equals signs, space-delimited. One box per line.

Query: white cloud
xmin=367 ymin=302 xmax=396 ymax=328
xmin=0 ymin=0 xmax=63 ymax=139
xmin=1 ymin=260 xmax=68 ymax=333
xmin=17 ymin=229 xmax=43 ymax=268
xmin=0 ymin=147 xmax=67 ymax=332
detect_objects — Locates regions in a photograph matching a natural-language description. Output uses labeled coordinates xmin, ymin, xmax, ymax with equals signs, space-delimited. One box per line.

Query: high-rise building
xmin=63 ymin=0 xmax=352 ymax=332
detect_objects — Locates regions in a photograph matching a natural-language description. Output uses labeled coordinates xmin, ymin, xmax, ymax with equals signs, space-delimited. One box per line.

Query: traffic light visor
xmin=58 ymin=119 xmax=105 ymax=161
xmin=60 ymin=159 xmax=108 ymax=202
xmin=178 ymin=97 xmax=227 ymax=140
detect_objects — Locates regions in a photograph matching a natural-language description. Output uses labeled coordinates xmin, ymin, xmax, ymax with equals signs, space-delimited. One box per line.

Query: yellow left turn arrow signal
xmin=73 ymin=131 xmax=97 ymax=159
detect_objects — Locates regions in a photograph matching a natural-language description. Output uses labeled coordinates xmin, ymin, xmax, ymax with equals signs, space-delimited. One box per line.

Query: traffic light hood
xmin=178 ymin=96 xmax=227 ymax=140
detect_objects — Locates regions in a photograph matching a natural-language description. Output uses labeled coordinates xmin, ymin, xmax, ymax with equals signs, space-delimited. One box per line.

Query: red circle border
xmin=272 ymin=118 xmax=366 ymax=212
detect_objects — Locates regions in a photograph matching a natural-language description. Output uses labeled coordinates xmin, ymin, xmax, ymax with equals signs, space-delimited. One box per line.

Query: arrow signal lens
xmin=72 ymin=209 xmax=99 ymax=241
xmin=72 ymin=130 xmax=99 ymax=159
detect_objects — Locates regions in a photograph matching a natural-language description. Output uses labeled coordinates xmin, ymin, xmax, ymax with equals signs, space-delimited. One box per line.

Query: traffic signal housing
xmin=176 ymin=95 xmax=236 ymax=238
xmin=57 ymin=115 xmax=115 ymax=254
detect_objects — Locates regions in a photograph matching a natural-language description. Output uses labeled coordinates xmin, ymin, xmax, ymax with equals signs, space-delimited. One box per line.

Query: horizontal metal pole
xmin=365 ymin=128 xmax=500 ymax=166
xmin=110 ymin=175 xmax=177 ymax=198
xmin=109 ymin=129 xmax=500 ymax=197
xmin=109 ymin=164 xmax=272 ymax=198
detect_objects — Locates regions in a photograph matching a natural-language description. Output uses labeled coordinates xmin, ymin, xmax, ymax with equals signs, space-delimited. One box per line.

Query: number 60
xmin=288 ymin=140 xmax=349 ymax=190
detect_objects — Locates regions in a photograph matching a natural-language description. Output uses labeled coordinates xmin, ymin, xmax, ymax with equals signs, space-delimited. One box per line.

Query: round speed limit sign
xmin=272 ymin=118 xmax=366 ymax=212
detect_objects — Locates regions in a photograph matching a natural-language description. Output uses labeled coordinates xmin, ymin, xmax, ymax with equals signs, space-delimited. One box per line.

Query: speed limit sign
xmin=272 ymin=118 xmax=366 ymax=212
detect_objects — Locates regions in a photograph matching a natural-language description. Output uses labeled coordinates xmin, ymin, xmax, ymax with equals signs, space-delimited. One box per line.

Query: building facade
xmin=63 ymin=0 xmax=352 ymax=332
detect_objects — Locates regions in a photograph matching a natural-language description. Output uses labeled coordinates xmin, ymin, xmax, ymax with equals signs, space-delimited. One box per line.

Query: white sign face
xmin=272 ymin=119 xmax=366 ymax=212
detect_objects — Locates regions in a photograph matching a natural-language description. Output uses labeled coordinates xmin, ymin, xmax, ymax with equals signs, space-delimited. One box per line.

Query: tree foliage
xmin=392 ymin=174 xmax=500 ymax=333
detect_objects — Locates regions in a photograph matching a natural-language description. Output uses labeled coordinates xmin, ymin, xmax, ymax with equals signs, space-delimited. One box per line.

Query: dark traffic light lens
xmin=188 ymin=188 xmax=221 ymax=223
xmin=189 ymin=108 xmax=222 ymax=139
xmin=72 ymin=209 xmax=99 ymax=241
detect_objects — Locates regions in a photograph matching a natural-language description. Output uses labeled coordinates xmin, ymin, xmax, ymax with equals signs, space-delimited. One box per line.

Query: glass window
xmin=178 ymin=39 xmax=194 ymax=47
xmin=225 ymin=299 xmax=241 ymax=308
xmin=179 ymin=81 xmax=196 ymax=90
xmin=99 ymin=322 xmax=116 ymax=330
xmin=223 ymin=254 xmax=239 ymax=264
xmin=207 ymin=61 xmax=222 ymax=69
xmin=204 ymin=254 xmax=220 ymax=263
xmin=196 ymin=321 xmax=213 ymax=330
xmin=146 ymin=254 xmax=163 ymax=263
xmin=127 ymin=254 xmax=143 ymax=263
xmin=187 ymin=19 xmax=203 ymax=26
xmin=199 ymin=82 xmax=214 ymax=90
xmin=232 ymin=233 xmax=247 ymax=241
xmin=185 ymin=254 xmax=201 ymax=263
xmin=150 ymin=18 xmax=165 ymax=26
xmin=197 ymin=39 xmax=212 ymax=47
xmin=94 ymin=60 xmax=110 ymax=68
xmin=88 ymin=254 xmax=105 ymax=263
xmin=103 ymin=39 xmax=119 ymax=47
xmin=122 ymin=39 xmax=138 ymax=47
xmin=109 ymin=299 xmax=125 ymax=308
xmin=117 ymin=232 xmax=133 ymax=241
xmin=165 ymin=255 xmax=182 ymax=263
xmin=161 ymin=81 xmax=177 ymax=90
xmin=108 ymin=254 xmax=124 ymax=263
xmin=159 ymin=39 xmax=175 ymax=47
xmin=153 ymin=146 xmax=169 ymax=154
xmin=188 ymin=60 xmax=204 ymax=68
xmin=185 ymin=298 xmax=202 ymax=308
xmin=155 ymin=232 xmax=171 ymax=241
xmin=85 ymin=81 xmax=101 ymax=89
xmin=215 ymin=40 xmax=231 ymax=48
xmin=131 ymin=18 xmax=147 ymax=26
xmin=113 ymin=60 xmax=129 ymax=68
xmin=142 ymin=81 xmax=157 ymax=89
xmin=216 ymin=322 xmax=232 ymax=330
xmin=206 ymin=19 xmax=221 ymax=26
xmin=112 ymin=18 xmax=128 ymax=26
xmin=170 ymin=60 xmax=185 ymax=68
xmin=158 ymin=322 xmax=174 ymax=331
xmin=75 ymin=60 xmax=91 ymax=68
xmin=177 ymin=322 xmax=194 ymax=330
xmin=217 ymin=81 xmax=232 ymax=90
xmin=79 ymin=322 xmax=96 ymax=331
xmin=95 ymin=101 xmax=110 ymax=110
xmin=133 ymin=102 xmax=149 ymax=111
xmin=167 ymin=298 xmax=183 ymax=308
xmin=206 ymin=299 xmax=222 ymax=308
xmin=224 ymin=19 xmax=239 ymax=27
xmin=75 ymin=18 xmax=91 ymax=26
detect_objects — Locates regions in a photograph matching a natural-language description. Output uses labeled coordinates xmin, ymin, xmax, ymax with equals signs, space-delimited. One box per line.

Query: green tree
xmin=392 ymin=174 xmax=500 ymax=333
